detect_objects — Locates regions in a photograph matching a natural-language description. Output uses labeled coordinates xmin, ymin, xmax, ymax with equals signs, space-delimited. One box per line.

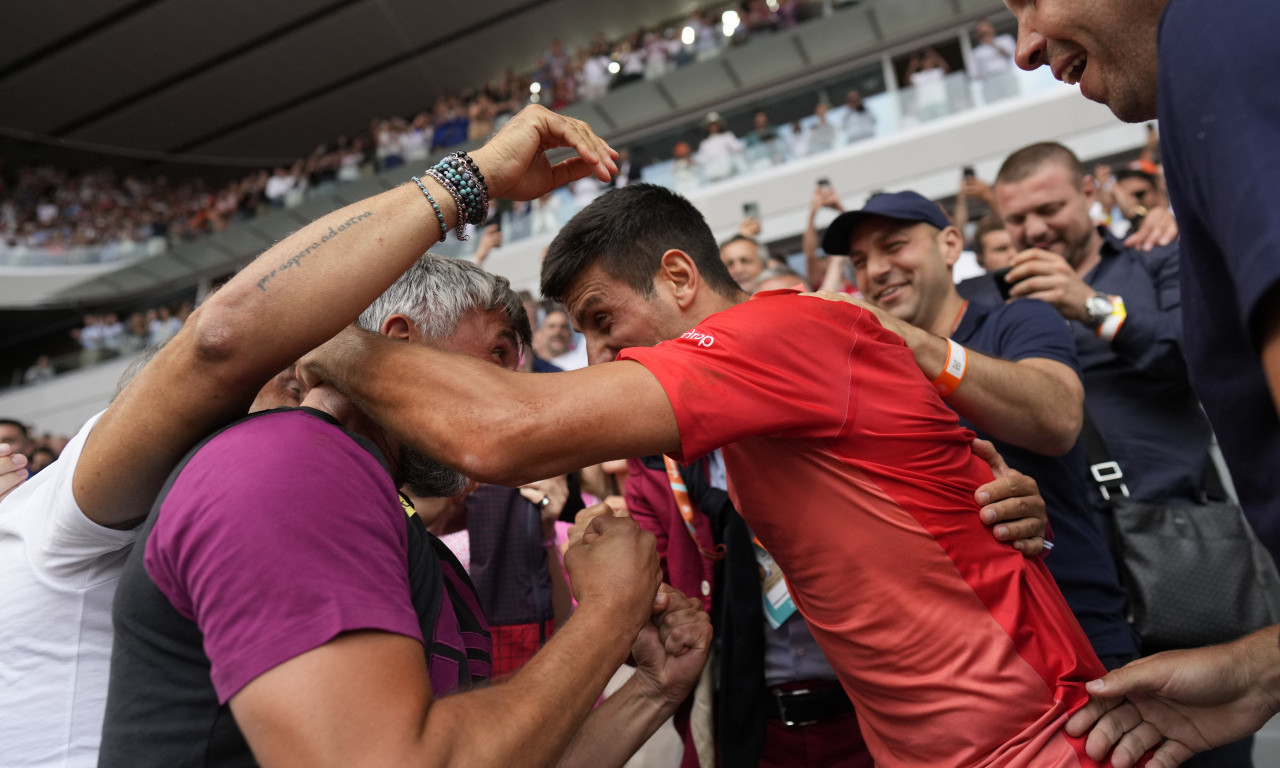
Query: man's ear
xmin=937 ymin=225 xmax=965 ymax=269
xmin=380 ymin=314 xmax=416 ymax=341
xmin=657 ymin=249 xmax=701 ymax=310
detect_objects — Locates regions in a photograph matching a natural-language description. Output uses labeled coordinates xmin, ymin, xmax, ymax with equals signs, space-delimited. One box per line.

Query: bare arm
xmin=803 ymin=184 xmax=844 ymax=288
xmin=231 ymin=513 xmax=664 ymax=768
xmin=299 ymin=327 xmax=681 ymax=486
xmin=846 ymin=296 xmax=1083 ymax=455
xmin=71 ymin=106 xmax=618 ymax=527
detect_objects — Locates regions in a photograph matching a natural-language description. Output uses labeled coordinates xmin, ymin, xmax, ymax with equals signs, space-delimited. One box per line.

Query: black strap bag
xmin=1083 ymin=417 xmax=1280 ymax=653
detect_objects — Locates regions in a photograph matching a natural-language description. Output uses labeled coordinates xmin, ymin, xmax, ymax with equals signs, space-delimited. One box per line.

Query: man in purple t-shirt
xmin=100 ymin=254 xmax=712 ymax=768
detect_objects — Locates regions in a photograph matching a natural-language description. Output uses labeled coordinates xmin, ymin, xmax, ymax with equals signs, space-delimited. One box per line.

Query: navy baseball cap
xmin=821 ymin=191 xmax=953 ymax=256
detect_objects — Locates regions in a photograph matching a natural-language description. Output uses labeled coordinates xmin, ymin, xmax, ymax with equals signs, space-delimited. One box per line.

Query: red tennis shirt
xmin=619 ymin=291 xmax=1107 ymax=767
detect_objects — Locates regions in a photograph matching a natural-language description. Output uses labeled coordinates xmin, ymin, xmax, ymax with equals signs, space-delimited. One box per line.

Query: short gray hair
xmin=358 ymin=253 xmax=531 ymax=347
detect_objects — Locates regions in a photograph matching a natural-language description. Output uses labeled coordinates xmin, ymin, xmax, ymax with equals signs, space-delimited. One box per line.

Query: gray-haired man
xmin=99 ymin=254 xmax=710 ymax=767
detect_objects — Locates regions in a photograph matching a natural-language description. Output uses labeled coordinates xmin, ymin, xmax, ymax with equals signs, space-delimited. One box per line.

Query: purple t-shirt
xmin=143 ymin=409 xmax=424 ymax=702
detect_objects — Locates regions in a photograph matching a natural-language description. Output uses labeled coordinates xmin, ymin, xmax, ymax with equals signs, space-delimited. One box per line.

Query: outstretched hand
xmin=470 ymin=105 xmax=619 ymax=203
xmin=1064 ymin=626 xmax=1280 ymax=768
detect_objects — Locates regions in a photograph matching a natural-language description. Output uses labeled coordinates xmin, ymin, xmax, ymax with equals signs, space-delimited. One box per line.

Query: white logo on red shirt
xmin=681 ymin=329 xmax=715 ymax=348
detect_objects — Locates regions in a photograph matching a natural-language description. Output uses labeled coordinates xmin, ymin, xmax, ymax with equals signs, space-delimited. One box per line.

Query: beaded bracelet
xmin=424 ymin=167 xmax=469 ymax=241
xmin=410 ymin=177 xmax=447 ymax=243
xmin=428 ymin=152 xmax=489 ymax=228
xmin=452 ymin=151 xmax=489 ymax=224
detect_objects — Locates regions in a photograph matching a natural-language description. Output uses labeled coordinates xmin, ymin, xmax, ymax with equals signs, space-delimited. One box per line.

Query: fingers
xmin=1145 ymin=740 xmax=1198 ymax=768
xmin=970 ymin=437 xmax=1007 ymax=478
xmin=1080 ymin=701 xmax=1148 ymax=762
xmin=1122 ymin=212 xmax=1178 ymax=251
xmin=1065 ymin=693 xmax=1124 ymax=737
xmin=653 ymin=586 xmax=712 ymax=654
xmin=991 ymin=515 xmax=1043 ymax=543
xmin=0 ymin=446 xmax=30 ymax=499
xmin=1011 ymin=537 xmax=1046 ymax=557
xmin=1101 ymin=717 xmax=1170 ymax=768
xmin=567 ymin=501 xmax=617 ymax=548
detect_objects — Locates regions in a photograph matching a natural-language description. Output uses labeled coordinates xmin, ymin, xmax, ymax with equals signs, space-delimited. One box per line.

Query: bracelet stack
xmin=421 ymin=151 xmax=489 ymax=241
xmin=410 ymin=177 xmax=447 ymax=243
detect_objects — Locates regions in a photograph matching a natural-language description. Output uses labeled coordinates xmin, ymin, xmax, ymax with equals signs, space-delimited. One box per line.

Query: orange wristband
xmin=933 ymin=338 xmax=968 ymax=397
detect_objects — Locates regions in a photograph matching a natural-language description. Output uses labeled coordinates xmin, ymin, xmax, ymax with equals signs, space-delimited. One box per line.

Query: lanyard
xmin=662 ymin=456 xmax=726 ymax=561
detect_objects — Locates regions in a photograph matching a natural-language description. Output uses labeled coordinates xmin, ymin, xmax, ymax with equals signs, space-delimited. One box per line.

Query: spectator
xmin=263 ymin=166 xmax=296 ymax=208
xmin=1009 ymin=0 xmax=1280 ymax=761
xmin=0 ymin=418 xmax=32 ymax=458
xmin=689 ymin=9 xmax=721 ymax=61
xmin=99 ymin=312 xmax=125 ymax=356
xmin=148 ymin=305 xmax=182 ymax=346
xmin=696 ymin=112 xmax=744 ymax=183
xmin=969 ymin=20 xmax=1019 ymax=103
xmin=28 ymin=445 xmax=56 ymax=475
xmin=807 ymin=101 xmax=838 ymax=155
xmin=529 ymin=308 xmax=571 ymax=373
xmin=719 ymin=234 xmax=765 ymax=292
xmin=73 ymin=314 xmax=105 ymax=368
xmin=615 ymin=36 xmax=646 ymax=88
xmin=120 ymin=312 xmax=149 ymax=354
xmin=906 ymin=48 xmax=951 ymax=121
xmin=399 ymin=114 xmax=431 ymax=165
xmin=670 ymin=140 xmax=699 ymax=195
xmin=642 ymin=29 xmax=674 ymax=81
xmin=743 ymin=0 xmax=778 ymax=36
xmin=841 ymin=89 xmax=877 ymax=143
xmin=23 ymin=356 xmax=55 ymax=386
xmin=802 ymin=180 xmax=854 ymax=292
xmin=752 ymin=264 xmax=807 ymax=293
xmin=970 ymin=214 xmax=1019 ymax=271
xmin=579 ymin=41 xmax=612 ymax=100
xmin=986 ymin=143 xmax=1214 ymax=513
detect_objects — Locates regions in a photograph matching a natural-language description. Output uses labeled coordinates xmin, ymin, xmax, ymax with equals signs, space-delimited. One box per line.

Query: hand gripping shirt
xmin=618 ymin=292 xmax=1107 ymax=767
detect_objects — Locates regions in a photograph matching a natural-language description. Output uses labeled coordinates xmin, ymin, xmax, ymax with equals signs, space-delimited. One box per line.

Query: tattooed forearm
xmin=256 ymin=211 xmax=374 ymax=292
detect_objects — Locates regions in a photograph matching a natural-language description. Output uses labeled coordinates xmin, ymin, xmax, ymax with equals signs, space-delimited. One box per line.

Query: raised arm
xmin=299 ymin=326 xmax=680 ymax=486
xmin=73 ymin=106 xmax=617 ymax=527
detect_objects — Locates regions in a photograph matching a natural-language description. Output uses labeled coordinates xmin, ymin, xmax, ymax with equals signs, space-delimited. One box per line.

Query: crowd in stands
xmin=2 ymin=15 xmax=1029 ymax=394
xmin=1 ymin=2 xmax=817 ymax=259
xmin=4 ymin=2 xmax=1280 ymax=758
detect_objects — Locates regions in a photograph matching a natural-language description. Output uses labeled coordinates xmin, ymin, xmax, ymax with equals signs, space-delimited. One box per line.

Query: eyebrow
xmin=569 ymin=295 xmax=600 ymax=331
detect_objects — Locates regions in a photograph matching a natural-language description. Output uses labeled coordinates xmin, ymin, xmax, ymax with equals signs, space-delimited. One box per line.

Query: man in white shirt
xmin=969 ymin=21 xmax=1019 ymax=102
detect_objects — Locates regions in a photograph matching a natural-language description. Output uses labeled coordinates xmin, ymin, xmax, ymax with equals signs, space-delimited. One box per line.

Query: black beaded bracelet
xmin=452 ymin=151 xmax=489 ymax=225
xmin=411 ymin=177 xmax=447 ymax=243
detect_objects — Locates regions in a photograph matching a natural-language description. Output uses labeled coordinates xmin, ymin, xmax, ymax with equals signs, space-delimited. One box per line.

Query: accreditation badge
xmin=753 ymin=541 xmax=797 ymax=629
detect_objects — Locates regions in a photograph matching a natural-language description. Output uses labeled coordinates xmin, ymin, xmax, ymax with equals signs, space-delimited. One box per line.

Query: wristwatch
xmin=1084 ymin=293 xmax=1115 ymax=328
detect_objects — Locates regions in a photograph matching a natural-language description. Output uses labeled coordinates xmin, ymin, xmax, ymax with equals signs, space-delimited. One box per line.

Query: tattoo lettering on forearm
xmin=256 ymin=211 xmax=374 ymax=291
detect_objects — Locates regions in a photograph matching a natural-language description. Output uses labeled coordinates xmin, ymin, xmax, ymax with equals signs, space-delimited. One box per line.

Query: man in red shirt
xmin=301 ymin=183 xmax=1108 ymax=766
